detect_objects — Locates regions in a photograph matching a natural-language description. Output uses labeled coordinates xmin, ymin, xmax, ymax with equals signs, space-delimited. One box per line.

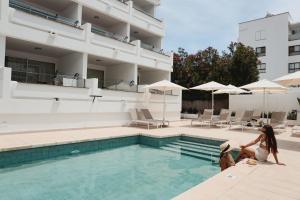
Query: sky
xmin=157 ymin=0 xmax=300 ymax=54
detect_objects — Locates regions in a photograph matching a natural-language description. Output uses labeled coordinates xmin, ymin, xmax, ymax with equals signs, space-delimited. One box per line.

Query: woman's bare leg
xmin=236 ymin=148 xmax=256 ymax=162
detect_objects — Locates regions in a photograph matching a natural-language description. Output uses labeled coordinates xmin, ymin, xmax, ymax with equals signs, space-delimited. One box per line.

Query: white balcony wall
xmin=58 ymin=52 xmax=88 ymax=79
xmin=77 ymin=0 xmax=130 ymax=23
xmin=140 ymin=48 xmax=172 ymax=71
xmin=7 ymin=8 xmax=86 ymax=49
xmin=90 ymin=33 xmax=137 ymax=63
xmin=131 ymin=8 xmax=164 ymax=36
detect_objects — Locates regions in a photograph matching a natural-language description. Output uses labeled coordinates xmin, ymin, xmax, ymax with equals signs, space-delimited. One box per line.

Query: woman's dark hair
xmin=262 ymin=125 xmax=278 ymax=153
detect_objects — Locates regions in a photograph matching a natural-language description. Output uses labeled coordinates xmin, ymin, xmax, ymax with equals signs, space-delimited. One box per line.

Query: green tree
xmin=171 ymin=42 xmax=259 ymax=100
xmin=227 ymin=42 xmax=259 ymax=86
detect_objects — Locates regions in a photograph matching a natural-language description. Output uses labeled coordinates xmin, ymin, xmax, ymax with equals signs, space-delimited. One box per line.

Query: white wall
xmin=106 ymin=63 xmax=137 ymax=84
xmin=239 ymin=13 xmax=290 ymax=80
xmin=61 ymin=2 xmax=82 ymax=24
xmin=139 ymin=69 xmax=170 ymax=84
xmin=229 ymin=88 xmax=300 ymax=113
xmin=0 ymin=36 xmax=5 ymax=67
xmin=0 ymin=67 xmax=11 ymax=98
xmin=108 ymin=22 xmax=129 ymax=39
xmin=58 ymin=53 xmax=87 ymax=78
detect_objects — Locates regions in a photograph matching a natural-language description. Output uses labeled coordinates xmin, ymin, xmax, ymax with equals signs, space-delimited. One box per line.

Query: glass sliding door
xmin=87 ymin=68 xmax=104 ymax=88
xmin=5 ymin=56 xmax=55 ymax=84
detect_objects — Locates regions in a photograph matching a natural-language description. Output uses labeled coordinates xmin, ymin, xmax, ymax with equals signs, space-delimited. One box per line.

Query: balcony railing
xmin=11 ymin=69 xmax=87 ymax=88
xmin=9 ymin=0 xmax=81 ymax=28
xmin=133 ymin=6 xmax=162 ymax=22
xmin=91 ymin=25 xmax=131 ymax=44
xmin=116 ymin=0 xmax=129 ymax=5
xmin=141 ymin=42 xmax=170 ymax=57
xmin=105 ymin=80 xmax=138 ymax=92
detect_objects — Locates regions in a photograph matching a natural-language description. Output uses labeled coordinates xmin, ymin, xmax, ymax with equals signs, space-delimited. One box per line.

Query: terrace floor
xmin=0 ymin=120 xmax=300 ymax=200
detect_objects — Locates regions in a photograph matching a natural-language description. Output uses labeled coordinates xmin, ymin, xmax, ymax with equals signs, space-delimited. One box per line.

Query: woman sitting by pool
xmin=236 ymin=125 xmax=285 ymax=165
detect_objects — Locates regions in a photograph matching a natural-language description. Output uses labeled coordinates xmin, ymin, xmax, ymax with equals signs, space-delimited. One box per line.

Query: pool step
xmin=164 ymin=144 xmax=220 ymax=158
xmin=160 ymin=140 xmax=221 ymax=163
xmin=177 ymin=140 xmax=220 ymax=151
xmin=161 ymin=146 xmax=219 ymax=163
xmin=172 ymin=141 xmax=220 ymax=154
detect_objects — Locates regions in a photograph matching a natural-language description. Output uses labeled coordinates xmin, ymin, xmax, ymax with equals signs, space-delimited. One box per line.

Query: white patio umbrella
xmin=190 ymin=81 xmax=227 ymax=111
xmin=145 ymin=80 xmax=187 ymax=125
xmin=213 ymin=84 xmax=250 ymax=95
xmin=274 ymin=71 xmax=300 ymax=86
xmin=241 ymin=79 xmax=287 ymax=123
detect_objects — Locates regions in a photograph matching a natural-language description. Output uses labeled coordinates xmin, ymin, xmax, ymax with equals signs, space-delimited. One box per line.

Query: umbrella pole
xmin=163 ymin=90 xmax=166 ymax=126
xmin=263 ymin=89 xmax=266 ymax=124
xmin=212 ymin=90 xmax=214 ymax=113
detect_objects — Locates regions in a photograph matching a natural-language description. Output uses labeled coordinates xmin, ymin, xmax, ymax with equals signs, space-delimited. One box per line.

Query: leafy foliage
xmin=172 ymin=42 xmax=259 ymax=100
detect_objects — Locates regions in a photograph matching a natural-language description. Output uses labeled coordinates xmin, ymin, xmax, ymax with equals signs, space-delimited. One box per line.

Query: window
xmin=256 ymin=47 xmax=266 ymax=57
xmin=5 ymin=56 xmax=55 ymax=84
xmin=289 ymin=45 xmax=300 ymax=56
xmin=257 ymin=63 xmax=266 ymax=73
xmin=289 ymin=62 xmax=300 ymax=73
xmin=255 ymin=30 xmax=266 ymax=41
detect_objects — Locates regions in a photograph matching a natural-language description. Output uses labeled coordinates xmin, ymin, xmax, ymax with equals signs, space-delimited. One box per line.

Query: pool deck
xmin=0 ymin=120 xmax=300 ymax=200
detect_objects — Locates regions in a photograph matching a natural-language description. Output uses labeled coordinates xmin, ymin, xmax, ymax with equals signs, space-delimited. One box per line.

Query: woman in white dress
xmin=236 ymin=125 xmax=285 ymax=165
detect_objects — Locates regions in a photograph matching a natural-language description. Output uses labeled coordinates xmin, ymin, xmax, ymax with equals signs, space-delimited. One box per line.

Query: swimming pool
xmin=0 ymin=136 xmax=222 ymax=200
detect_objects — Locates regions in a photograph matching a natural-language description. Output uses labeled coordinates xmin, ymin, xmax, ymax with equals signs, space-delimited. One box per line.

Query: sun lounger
xmin=129 ymin=109 xmax=160 ymax=129
xmin=213 ymin=110 xmax=231 ymax=127
xmin=140 ymin=109 xmax=168 ymax=126
xmin=191 ymin=109 xmax=213 ymax=127
xmin=270 ymin=112 xmax=286 ymax=129
xmin=252 ymin=110 xmax=261 ymax=121
xmin=292 ymin=125 xmax=300 ymax=137
xmin=230 ymin=110 xmax=254 ymax=131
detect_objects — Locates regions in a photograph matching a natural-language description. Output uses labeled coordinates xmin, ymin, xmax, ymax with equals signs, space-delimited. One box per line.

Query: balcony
xmin=9 ymin=0 xmax=81 ymax=28
xmin=133 ymin=6 xmax=162 ymax=23
xmin=132 ymin=5 xmax=164 ymax=36
xmin=91 ymin=25 xmax=130 ymax=44
xmin=141 ymin=42 xmax=170 ymax=57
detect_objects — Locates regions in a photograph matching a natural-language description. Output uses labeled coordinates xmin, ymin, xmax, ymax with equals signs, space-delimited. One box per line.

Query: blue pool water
xmin=0 ymin=144 xmax=219 ymax=200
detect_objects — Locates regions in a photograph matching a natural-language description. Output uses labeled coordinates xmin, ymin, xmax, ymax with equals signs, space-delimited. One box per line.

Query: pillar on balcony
xmin=0 ymin=67 xmax=11 ymax=98
xmin=57 ymin=52 xmax=87 ymax=79
xmin=0 ymin=35 xmax=5 ymax=67
xmin=61 ymin=2 xmax=82 ymax=25
xmin=0 ymin=0 xmax=9 ymax=21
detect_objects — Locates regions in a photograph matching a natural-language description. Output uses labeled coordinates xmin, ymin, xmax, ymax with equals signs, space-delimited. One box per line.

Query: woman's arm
xmin=241 ymin=134 xmax=262 ymax=149
xmin=272 ymin=151 xmax=285 ymax=165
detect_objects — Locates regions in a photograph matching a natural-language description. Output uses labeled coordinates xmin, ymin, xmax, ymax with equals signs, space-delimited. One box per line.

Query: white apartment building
xmin=0 ymin=0 xmax=181 ymax=133
xmin=238 ymin=12 xmax=300 ymax=80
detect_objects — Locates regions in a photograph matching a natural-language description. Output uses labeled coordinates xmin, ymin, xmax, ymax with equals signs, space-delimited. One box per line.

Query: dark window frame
xmin=257 ymin=63 xmax=266 ymax=73
xmin=289 ymin=62 xmax=300 ymax=73
xmin=5 ymin=56 xmax=56 ymax=84
xmin=289 ymin=45 xmax=300 ymax=56
xmin=256 ymin=46 xmax=266 ymax=57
